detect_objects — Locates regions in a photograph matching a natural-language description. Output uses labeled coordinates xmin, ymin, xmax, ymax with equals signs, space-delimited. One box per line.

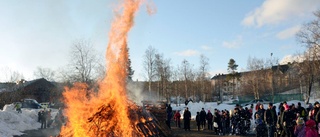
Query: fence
xmin=238 ymin=93 xmax=303 ymax=104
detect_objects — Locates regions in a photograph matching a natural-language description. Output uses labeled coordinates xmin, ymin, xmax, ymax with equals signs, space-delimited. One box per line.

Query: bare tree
xmin=294 ymin=50 xmax=319 ymax=103
xmin=33 ymin=67 xmax=56 ymax=81
xmin=154 ymin=53 xmax=172 ymax=101
xmin=143 ymin=46 xmax=157 ymax=95
xmin=198 ymin=54 xmax=210 ymax=102
xmin=172 ymin=67 xmax=182 ymax=105
xmin=296 ymin=10 xmax=320 ymax=103
xmin=179 ymin=59 xmax=194 ymax=100
xmin=59 ymin=39 xmax=102 ymax=85
xmin=243 ymin=56 xmax=268 ymax=99
xmin=1 ymin=67 xmax=24 ymax=82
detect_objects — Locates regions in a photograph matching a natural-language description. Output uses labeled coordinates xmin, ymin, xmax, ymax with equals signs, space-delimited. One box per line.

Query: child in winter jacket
xmin=305 ymin=119 xmax=318 ymax=137
xmin=255 ymin=113 xmax=266 ymax=137
xmin=174 ymin=111 xmax=181 ymax=128
xmin=294 ymin=117 xmax=305 ymax=137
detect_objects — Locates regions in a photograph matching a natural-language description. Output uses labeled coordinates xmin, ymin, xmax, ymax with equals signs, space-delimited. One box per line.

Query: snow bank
xmin=0 ymin=104 xmax=58 ymax=137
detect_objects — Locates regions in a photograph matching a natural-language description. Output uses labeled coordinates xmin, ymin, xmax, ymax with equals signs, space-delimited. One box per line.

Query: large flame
xmin=60 ymin=0 xmax=142 ymax=136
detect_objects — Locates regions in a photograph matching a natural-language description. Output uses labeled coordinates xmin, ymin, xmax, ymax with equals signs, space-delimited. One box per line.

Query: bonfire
xmin=58 ymin=0 xmax=169 ymax=137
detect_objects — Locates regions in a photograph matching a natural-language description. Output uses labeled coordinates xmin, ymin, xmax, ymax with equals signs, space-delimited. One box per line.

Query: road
xmin=14 ymin=120 xmax=256 ymax=137
xmin=170 ymin=125 xmax=255 ymax=137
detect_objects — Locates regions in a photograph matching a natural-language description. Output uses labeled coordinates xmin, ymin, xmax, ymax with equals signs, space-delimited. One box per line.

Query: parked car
xmin=242 ymin=99 xmax=270 ymax=106
xmin=40 ymin=102 xmax=50 ymax=108
xmin=21 ymin=99 xmax=42 ymax=109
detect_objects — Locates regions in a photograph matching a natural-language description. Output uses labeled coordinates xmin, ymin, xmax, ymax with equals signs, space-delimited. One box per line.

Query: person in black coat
xmin=296 ymin=102 xmax=307 ymax=121
xmin=255 ymin=104 xmax=266 ymax=121
xmin=40 ymin=110 xmax=47 ymax=129
xmin=166 ymin=104 xmax=173 ymax=129
xmin=196 ymin=112 xmax=201 ymax=131
xmin=264 ymin=103 xmax=277 ymax=137
xmin=183 ymin=107 xmax=191 ymax=131
xmin=200 ymin=108 xmax=206 ymax=129
xmin=281 ymin=104 xmax=295 ymax=137
xmin=214 ymin=109 xmax=221 ymax=134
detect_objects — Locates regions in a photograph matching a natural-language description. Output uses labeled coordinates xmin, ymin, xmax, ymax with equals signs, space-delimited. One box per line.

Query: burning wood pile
xmin=59 ymin=101 xmax=171 ymax=137
xmin=141 ymin=101 xmax=167 ymax=122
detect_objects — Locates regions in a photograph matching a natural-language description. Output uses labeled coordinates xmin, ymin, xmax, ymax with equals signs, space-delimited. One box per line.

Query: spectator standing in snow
xmin=40 ymin=110 xmax=47 ymax=129
xmin=206 ymin=110 xmax=213 ymax=130
xmin=213 ymin=109 xmax=221 ymax=135
xmin=196 ymin=112 xmax=201 ymax=131
xmin=255 ymin=113 xmax=265 ymax=137
xmin=14 ymin=103 xmax=22 ymax=113
xmin=199 ymin=108 xmax=206 ymax=130
xmin=183 ymin=107 xmax=191 ymax=131
xmin=174 ymin=111 xmax=181 ymax=128
xmin=294 ymin=117 xmax=305 ymax=137
xmin=38 ymin=110 xmax=41 ymax=122
xmin=264 ymin=103 xmax=277 ymax=137
xmin=281 ymin=103 xmax=295 ymax=137
xmin=166 ymin=104 xmax=173 ymax=129
xmin=296 ymin=102 xmax=307 ymax=121
xmin=305 ymin=119 xmax=318 ymax=137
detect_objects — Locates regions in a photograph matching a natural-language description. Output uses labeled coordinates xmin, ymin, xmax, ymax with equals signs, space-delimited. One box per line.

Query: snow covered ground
xmin=0 ymin=104 xmax=58 ymax=137
xmin=0 ymin=99 xmax=316 ymax=137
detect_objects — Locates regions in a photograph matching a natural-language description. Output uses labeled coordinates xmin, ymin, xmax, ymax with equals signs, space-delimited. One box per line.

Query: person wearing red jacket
xmin=174 ymin=111 xmax=181 ymax=128
xmin=305 ymin=119 xmax=318 ymax=137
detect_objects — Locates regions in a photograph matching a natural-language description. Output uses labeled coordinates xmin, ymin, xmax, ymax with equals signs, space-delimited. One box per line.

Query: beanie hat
xmin=283 ymin=104 xmax=290 ymax=111
xmin=296 ymin=117 xmax=304 ymax=125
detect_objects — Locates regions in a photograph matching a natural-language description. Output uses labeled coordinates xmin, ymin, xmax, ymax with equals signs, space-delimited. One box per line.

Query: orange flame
xmin=60 ymin=0 xmax=142 ymax=136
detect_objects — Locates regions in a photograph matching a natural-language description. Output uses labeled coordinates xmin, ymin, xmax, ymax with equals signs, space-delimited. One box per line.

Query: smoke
xmin=146 ymin=0 xmax=157 ymax=15
xmin=126 ymin=81 xmax=167 ymax=106
xmin=126 ymin=81 xmax=144 ymax=106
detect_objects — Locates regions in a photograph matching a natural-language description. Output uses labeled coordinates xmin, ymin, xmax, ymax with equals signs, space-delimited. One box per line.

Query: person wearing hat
xmin=200 ymin=108 xmax=207 ymax=130
xmin=305 ymin=119 xmax=318 ymax=137
xmin=183 ymin=107 xmax=191 ymax=131
xmin=281 ymin=103 xmax=295 ymax=137
xmin=294 ymin=117 xmax=305 ymax=137
xmin=206 ymin=110 xmax=213 ymax=130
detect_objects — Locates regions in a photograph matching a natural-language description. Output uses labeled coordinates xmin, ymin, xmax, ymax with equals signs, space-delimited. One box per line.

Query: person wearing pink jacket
xmin=305 ymin=119 xmax=318 ymax=137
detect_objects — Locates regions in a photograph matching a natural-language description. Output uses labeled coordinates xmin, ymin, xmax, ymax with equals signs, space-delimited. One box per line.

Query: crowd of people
xmin=167 ymin=101 xmax=320 ymax=137
xmin=254 ymin=101 xmax=319 ymax=137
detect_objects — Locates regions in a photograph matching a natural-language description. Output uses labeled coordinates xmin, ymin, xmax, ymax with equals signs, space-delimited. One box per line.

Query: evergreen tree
xmin=227 ymin=58 xmax=240 ymax=98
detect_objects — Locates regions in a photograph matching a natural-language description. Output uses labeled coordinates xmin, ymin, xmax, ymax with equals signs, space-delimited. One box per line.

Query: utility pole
xmin=271 ymin=53 xmax=275 ymax=103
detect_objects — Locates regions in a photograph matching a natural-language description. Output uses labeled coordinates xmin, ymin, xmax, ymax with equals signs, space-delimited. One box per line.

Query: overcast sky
xmin=0 ymin=0 xmax=320 ymax=82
